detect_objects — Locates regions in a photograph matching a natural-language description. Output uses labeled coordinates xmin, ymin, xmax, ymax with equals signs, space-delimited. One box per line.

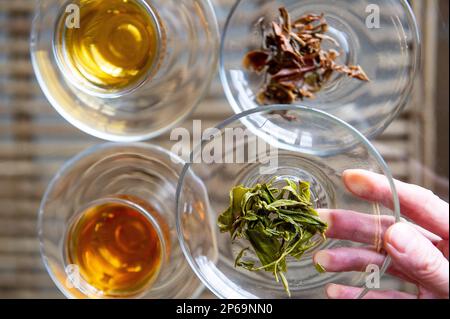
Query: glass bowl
xmin=31 ymin=0 xmax=219 ymax=142
xmin=38 ymin=143 xmax=204 ymax=298
xmin=220 ymin=0 xmax=420 ymax=140
xmin=176 ymin=105 xmax=401 ymax=299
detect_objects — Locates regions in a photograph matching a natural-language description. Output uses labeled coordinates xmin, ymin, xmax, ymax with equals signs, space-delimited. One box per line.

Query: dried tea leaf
xmin=243 ymin=50 xmax=270 ymax=72
xmin=243 ymin=7 xmax=370 ymax=108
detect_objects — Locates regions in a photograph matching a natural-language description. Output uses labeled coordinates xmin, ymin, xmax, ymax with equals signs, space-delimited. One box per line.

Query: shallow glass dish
xmin=220 ymin=0 xmax=420 ymax=140
xmin=176 ymin=105 xmax=401 ymax=299
xmin=39 ymin=143 xmax=204 ymax=298
xmin=31 ymin=0 xmax=219 ymax=141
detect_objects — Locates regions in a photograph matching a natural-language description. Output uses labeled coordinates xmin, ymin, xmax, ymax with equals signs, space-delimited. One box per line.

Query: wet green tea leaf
xmin=217 ymin=179 xmax=328 ymax=296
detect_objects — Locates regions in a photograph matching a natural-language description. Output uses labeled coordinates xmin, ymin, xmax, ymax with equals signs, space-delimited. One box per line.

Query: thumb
xmin=384 ymin=223 xmax=449 ymax=298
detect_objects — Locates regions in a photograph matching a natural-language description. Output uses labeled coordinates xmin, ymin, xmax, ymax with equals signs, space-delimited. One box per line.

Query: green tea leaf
xmin=246 ymin=229 xmax=281 ymax=269
xmin=218 ymin=186 xmax=249 ymax=236
xmin=235 ymin=247 xmax=254 ymax=269
xmin=279 ymin=272 xmax=291 ymax=298
xmin=268 ymin=199 xmax=306 ymax=208
xmin=217 ymin=179 xmax=328 ymax=297
xmin=315 ymin=263 xmax=327 ymax=273
xmin=298 ymin=181 xmax=312 ymax=202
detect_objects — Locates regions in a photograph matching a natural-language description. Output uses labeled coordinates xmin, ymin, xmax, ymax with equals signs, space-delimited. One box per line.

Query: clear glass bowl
xmin=176 ymin=105 xmax=401 ymax=299
xmin=31 ymin=0 xmax=219 ymax=141
xmin=220 ymin=0 xmax=420 ymax=140
xmin=39 ymin=143 xmax=204 ymax=298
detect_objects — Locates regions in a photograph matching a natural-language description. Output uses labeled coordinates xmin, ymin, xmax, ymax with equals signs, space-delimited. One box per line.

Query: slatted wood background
xmin=0 ymin=0 xmax=445 ymax=298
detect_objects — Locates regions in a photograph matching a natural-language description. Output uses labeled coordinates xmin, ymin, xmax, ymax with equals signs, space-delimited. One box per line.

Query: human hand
xmin=314 ymin=169 xmax=449 ymax=299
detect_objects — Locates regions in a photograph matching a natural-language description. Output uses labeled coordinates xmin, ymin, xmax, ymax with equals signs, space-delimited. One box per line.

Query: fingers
xmin=343 ymin=169 xmax=449 ymax=240
xmin=437 ymin=240 xmax=449 ymax=259
xmin=326 ymin=284 xmax=417 ymax=299
xmin=319 ymin=209 xmax=393 ymax=247
xmin=406 ymin=219 xmax=443 ymax=245
xmin=313 ymin=247 xmax=415 ymax=283
xmin=319 ymin=209 xmax=442 ymax=245
xmin=314 ymin=247 xmax=384 ymax=272
xmin=385 ymin=223 xmax=449 ymax=298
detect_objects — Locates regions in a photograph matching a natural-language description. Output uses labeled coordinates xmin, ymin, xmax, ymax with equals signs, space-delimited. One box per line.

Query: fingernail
xmin=326 ymin=284 xmax=341 ymax=299
xmin=385 ymin=223 xmax=417 ymax=254
xmin=314 ymin=250 xmax=331 ymax=269
xmin=343 ymin=170 xmax=371 ymax=196
xmin=317 ymin=209 xmax=332 ymax=227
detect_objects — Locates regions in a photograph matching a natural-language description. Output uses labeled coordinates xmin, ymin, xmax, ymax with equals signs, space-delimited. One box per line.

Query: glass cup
xmin=31 ymin=0 xmax=219 ymax=141
xmin=38 ymin=143 xmax=204 ymax=298
xmin=220 ymin=0 xmax=420 ymax=140
xmin=176 ymin=105 xmax=401 ymax=299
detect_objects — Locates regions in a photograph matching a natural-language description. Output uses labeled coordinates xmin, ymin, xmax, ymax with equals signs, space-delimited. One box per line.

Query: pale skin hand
xmin=314 ymin=169 xmax=449 ymax=299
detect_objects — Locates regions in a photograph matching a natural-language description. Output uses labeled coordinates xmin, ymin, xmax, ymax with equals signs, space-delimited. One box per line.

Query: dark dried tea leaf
xmin=243 ymin=7 xmax=370 ymax=108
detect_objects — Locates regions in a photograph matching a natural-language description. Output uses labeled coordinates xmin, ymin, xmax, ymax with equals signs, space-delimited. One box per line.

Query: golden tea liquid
xmin=66 ymin=197 xmax=168 ymax=297
xmin=57 ymin=0 xmax=161 ymax=92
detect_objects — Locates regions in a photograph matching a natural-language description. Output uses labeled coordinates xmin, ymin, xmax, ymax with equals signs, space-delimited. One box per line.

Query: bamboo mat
xmin=0 ymin=0 xmax=435 ymax=298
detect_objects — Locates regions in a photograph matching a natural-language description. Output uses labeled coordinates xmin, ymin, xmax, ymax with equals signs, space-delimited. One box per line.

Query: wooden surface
xmin=0 ymin=0 xmax=447 ymax=298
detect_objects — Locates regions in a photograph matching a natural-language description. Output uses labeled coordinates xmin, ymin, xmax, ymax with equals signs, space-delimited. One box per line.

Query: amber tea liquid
xmin=65 ymin=196 xmax=168 ymax=297
xmin=56 ymin=0 xmax=161 ymax=93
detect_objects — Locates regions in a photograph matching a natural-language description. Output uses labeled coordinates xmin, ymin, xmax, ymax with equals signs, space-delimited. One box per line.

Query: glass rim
xmin=38 ymin=142 xmax=186 ymax=298
xmin=52 ymin=0 xmax=166 ymax=99
xmin=64 ymin=197 xmax=167 ymax=298
xmin=219 ymin=0 xmax=421 ymax=141
xmin=175 ymin=104 xmax=401 ymax=299
xmin=30 ymin=0 xmax=221 ymax=142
